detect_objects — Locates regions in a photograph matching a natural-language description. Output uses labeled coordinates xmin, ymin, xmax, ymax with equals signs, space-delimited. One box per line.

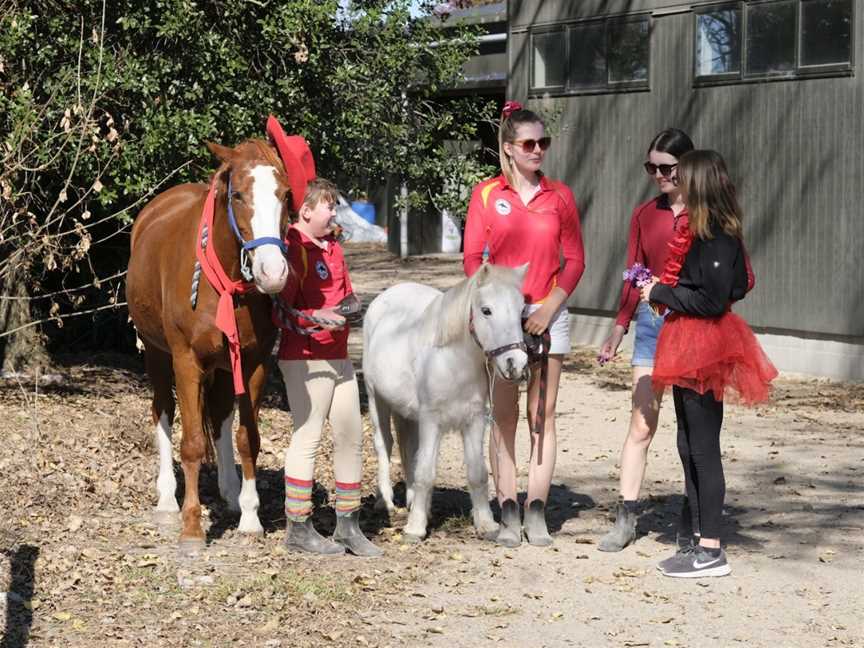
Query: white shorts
xmin=523 ymin=303 xmax=571 ymax=355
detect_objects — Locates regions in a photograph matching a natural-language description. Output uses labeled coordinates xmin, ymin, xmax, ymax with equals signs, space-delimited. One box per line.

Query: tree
xmin=0 ymin=0 xmax=493 ymax=371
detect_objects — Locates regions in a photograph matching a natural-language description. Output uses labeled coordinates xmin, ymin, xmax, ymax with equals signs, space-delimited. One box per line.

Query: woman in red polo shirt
xmin=275 ymin=178 xmax=382 ymax=558
xmin=463 ymin=101 xmax=585 ymax=547
xmin=596 ymin=128 xmax=695 ymax=553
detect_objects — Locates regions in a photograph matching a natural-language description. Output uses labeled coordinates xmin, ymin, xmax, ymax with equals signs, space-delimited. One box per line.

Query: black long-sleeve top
xmin=649 ymin=228 xmax=748 ymax=318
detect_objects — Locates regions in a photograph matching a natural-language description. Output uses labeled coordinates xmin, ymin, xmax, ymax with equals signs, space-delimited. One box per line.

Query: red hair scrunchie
xmin=502 ymin=100 xmax=523 ymax=119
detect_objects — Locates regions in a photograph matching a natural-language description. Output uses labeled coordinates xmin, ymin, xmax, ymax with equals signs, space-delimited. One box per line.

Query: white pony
xmin=363 ymin=263 xmax=529 ymax=542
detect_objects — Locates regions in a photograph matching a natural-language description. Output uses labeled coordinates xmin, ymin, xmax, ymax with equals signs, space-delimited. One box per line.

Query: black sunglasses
xmin=513 ymin=137 xmax=552 ymax=153
xmin=644 ymin=162 xmax=677 ymax=177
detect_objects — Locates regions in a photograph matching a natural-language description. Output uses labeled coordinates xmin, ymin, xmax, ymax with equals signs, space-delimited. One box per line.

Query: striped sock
xmin=284 ymin=476 xmax=313 ymax=521
xmin=335 ymin=481 xmax=361 ymax=517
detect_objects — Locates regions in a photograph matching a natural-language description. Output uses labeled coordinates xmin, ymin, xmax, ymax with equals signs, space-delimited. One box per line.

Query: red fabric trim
xmin=658 ymin=222 xmax=694 ymax=288
xmin=196 ymin=178 xmax=254 ymax=395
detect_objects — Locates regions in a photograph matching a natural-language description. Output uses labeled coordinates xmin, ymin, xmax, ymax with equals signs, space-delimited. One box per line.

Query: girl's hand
xmin=640 ymin=277 xmax=660 ymax=303
xmin=598 ymin=324 xmax=626 ymax=365
xmin=314 ymin=308 xmax=346 ymax=330
xmin=524 ymin=304 xmax=554 ymax=336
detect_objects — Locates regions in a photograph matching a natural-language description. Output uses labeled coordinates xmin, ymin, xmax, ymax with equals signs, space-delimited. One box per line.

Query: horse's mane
xmin=428 ymin=264 xmax=523 ymax=348
xmin=212 ymin=138 xmax=285 ymax=184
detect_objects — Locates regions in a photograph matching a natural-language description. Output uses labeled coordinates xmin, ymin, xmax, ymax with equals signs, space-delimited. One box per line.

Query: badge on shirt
xmin=315 ymin=260 xmax=329 ymax=280
xmin=494 ymin=198 xmax=512 ymax=216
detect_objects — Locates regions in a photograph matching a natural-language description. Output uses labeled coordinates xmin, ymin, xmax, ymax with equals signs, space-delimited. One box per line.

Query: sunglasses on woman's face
xmin=644 ymin=162 xmax=677 ymax=177
xmin=513 ymin=137 xmax=552 ymax=153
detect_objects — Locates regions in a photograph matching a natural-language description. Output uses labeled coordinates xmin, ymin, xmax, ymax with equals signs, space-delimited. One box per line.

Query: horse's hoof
xmin=178 ymin=537 xmax=205 ymax=557
xmin=401 ymin=532 xmax=425 ymax=544
xmin=237 ymin=515 xmax=265 ymax=535
xmin=152 ymin=510 xmax=181 ymax=527
xmin=374 ymin=498 xmax=396 ymax=514
xmin=479 ymin=526 xmax=500 ymax=542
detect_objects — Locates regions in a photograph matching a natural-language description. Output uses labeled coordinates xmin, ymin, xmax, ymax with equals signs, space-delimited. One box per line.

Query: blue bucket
xmin=351 ymin=201 xmax=376 ymax=225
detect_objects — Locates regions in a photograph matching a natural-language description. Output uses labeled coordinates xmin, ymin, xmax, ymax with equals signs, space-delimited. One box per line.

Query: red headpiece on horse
xmin=266 ymin=115 xmax=316 ymax=212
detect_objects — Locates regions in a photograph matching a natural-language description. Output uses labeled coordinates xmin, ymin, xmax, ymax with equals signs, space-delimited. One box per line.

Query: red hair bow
xmin=502 ymin=100 xmax=523 ymax=119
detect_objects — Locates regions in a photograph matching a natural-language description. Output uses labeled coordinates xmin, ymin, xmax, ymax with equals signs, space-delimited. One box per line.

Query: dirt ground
xmin=1 ymin=243 xmax=862 ymax=648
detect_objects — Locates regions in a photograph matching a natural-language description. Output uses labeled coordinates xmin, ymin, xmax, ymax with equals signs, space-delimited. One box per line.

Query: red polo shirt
xmin=274 ymin=227 xmax=353 ymax=360
xmin=463 ymin=175 xmax=585 ymax=303
xmin=615 ymin=195 xmax=689 ymax=330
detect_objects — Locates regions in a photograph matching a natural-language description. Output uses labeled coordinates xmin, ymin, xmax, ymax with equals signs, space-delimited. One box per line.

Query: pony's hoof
xmin=401 ymin=532 xmax=425 ymax=544
xmin=479 ymin=526 xmax=499 ymax=542
xmin=374 ymin=498 xmax=396 ymax=515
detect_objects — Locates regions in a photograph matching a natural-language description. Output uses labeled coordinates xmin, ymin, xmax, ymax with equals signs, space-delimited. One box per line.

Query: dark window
xmin=569 ymin=22 xmax=606 ymax=88
xmin=532 ymin=31 xmax=567 ymax=89
xmin=694 ymin=0 xmax=854 ymax=84
xmin=608 ymin=18 xmax=650 ymax=83
xmin=529 ymin=14 xmax=650 ymax=94
xmin=746 ymin=1 xmax=796 ymax=75
xmin=696 ymin=7 xmax=742 ymax=75
xmin=800 ymin=0 xmax=853 ymax=67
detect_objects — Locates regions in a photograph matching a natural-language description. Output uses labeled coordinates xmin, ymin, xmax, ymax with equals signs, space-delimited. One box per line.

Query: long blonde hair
xmin=498 ymin=107 xmax=544 ymax=188
xmin=677 ymin=150 xmax=743 ymax=240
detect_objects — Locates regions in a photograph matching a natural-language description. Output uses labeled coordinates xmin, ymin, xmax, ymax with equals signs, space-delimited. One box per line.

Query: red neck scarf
xmin=196 ymin=177 xmax=254 ymax=395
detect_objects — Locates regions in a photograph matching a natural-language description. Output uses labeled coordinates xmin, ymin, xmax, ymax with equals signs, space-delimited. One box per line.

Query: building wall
xmin=509 ymin=0 xmax=864 ymax=342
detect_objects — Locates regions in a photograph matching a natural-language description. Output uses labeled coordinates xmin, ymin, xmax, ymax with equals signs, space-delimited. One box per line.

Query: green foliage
xmin=2 ymin=0 xmax=490 ymax=218
xmin=0 ymin=0 xmax=492 ymax=353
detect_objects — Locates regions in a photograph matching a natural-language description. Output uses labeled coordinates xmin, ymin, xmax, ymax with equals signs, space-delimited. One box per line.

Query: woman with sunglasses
xmin=463 ymin=101 xmax=585 ymax=547
xmin=596 ymin=128 xmax=694 ymax=553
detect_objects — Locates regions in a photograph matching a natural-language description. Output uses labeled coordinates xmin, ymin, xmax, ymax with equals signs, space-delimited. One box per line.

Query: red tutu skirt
xmin=652 ymin=311 xmax=778 ymax=404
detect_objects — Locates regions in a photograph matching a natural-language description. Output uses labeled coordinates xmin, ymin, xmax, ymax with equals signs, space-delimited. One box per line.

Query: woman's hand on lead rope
xmin=523 ymin=302 xmax=555 ymax=336
xmin=598 ymin=324 xmax=626 ymax=365
xmin=639 ymin=277 xmax=660 ymax=303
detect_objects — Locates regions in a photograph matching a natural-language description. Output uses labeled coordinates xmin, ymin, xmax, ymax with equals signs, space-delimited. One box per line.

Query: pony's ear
xmin=476 ymin=263 xmax=491 ymax=285
xmin=515 ymin=262 xmax=530 ymax=282
xmin=206 ymin=141 xmax=236 ymax=165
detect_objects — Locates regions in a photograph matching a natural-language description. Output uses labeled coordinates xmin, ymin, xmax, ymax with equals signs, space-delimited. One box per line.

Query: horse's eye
xmin=481 ymin=306 xmax=492 ymax=316
xmin=233 ymin=192 xmax=245 ymax=203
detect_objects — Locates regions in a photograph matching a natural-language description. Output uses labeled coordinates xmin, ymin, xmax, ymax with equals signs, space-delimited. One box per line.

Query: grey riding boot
xmin=333 ymin=511 xmax=383 ymax=557
xmin=284 ymin=518 xmax=345 ymax=555
xmin=523 ymin=499 xmax=553 ymax=546
xmin=495 ymin=499 xmax=522 ymax=548
xmin=597 ymin=502 xmax=637 ymax=552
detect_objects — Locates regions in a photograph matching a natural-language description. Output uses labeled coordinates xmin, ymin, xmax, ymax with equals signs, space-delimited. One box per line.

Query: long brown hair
xmin=677 ymin=149 xmax=743 ymax=240
xmin=499 ymin=107 xmax=544 ymax=187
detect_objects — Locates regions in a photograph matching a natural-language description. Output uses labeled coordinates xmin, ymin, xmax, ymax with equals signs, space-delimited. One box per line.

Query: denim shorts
xmin=632 ymin=301 xmax=667 ymax=367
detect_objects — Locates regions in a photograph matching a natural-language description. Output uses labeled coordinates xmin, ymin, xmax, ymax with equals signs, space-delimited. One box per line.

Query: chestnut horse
xmin=126 ymin=139 xmax=295 ymax=547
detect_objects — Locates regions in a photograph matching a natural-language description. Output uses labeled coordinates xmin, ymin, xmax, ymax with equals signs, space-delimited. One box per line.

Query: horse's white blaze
xmin=154 ymin=412 xmax=179 ymax=512
xmin=250 ymin=165 xmax=288 ymax=294
xmin=362 ymin=265 xmax=528 ymax=540
xmin=215 ymin=408 xmax=241 ymax=511
xmin=237 ymin=478 xmax=264 ymax=534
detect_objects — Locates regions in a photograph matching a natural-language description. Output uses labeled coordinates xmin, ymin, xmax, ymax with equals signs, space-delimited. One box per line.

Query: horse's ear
xmin=515 ymin=262 xmax=530 ymax=282
xmin=205 ymin=141 xmax=236 ymax=165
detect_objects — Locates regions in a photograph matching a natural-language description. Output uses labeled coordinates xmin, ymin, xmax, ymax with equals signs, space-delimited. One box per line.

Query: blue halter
xmin=226 ymin=176 xmax=287 ymax=281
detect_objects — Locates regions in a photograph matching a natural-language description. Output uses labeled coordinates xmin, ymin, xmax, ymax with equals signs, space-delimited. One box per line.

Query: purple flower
xmin=623 ymin=262 xmax=653 ymax=288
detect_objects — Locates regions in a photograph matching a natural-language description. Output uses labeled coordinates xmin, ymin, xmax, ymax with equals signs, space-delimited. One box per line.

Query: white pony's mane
xmin=427 ymin=264 xmax=523 ymax=348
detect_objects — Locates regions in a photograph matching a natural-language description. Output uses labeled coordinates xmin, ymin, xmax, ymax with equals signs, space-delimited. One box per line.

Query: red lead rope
xmin=196 ymin=178 xmax=255 ymax=395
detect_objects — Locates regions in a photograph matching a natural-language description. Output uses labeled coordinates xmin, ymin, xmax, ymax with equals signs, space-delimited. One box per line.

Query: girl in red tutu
xmin=641 ymin=149 xmax=777 ymax=578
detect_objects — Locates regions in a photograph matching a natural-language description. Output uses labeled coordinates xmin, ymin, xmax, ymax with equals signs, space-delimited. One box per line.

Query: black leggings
xmin=673 ymin=386 xmax=725 ymax=540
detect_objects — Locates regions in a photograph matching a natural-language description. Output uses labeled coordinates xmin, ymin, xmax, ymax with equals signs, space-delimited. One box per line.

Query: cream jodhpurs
xmin=278 ymin=358 xmax=363 ymax=484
